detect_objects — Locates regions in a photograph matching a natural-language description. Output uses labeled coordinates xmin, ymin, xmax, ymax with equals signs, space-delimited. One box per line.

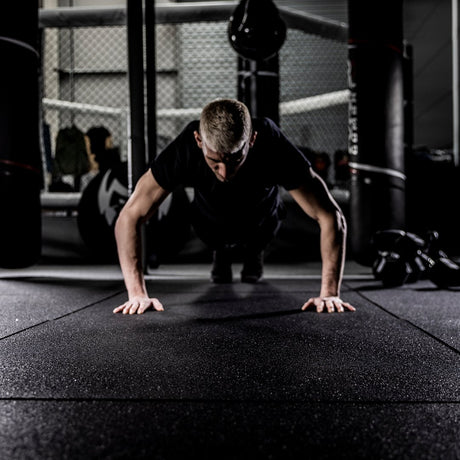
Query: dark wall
xmin=404 ymin=0 xmax=453 ymax=150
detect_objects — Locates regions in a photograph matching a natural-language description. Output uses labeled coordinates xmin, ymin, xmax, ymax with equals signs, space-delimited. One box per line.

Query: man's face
xmin=194 ymin=130 xmax=257 ymax=182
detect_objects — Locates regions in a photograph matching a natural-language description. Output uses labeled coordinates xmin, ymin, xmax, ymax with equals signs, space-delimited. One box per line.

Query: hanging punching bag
xmin=348 ymin=0 xmax=406 ymax=266
xmin=228 ymin=0 xmax=286 ymax=124
xmin=228 ymin=0 xmax=286 ymax=61
xmin=0 ymin=2 xmax=42 ymax=268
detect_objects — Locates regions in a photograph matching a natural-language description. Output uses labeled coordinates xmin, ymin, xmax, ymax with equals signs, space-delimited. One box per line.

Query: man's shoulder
xmin=252 ymin=117 xmax=284 ymax=142
xmin=161 ymin=120 xmax=199 ymax=154
xmin=184 ymin=119 xmax=200 ymax=131
xmin=251 ymin=118 xmax=286 ymax=153
xmin=177 ymin=120 xmax=200 ymax=140
xmin=253 ymin=117 xmax=278 ymax=131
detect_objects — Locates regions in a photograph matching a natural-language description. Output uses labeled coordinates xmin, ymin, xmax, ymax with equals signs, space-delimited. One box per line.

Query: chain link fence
xmin=41 ymin=7 xmax=348 ymax=191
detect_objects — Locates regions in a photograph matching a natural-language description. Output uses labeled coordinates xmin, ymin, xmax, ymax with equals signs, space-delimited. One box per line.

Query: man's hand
xmin=301 ymin=296 xmax=355 ymax=313
xmin=113 ymin=296 xmax=164 ymax=315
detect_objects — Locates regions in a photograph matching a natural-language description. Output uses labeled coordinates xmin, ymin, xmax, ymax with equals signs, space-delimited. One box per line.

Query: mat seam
xmin=0 ymin=290 xmax=124 ymax=341
xmin=0 ymin=397 xmax=459 ymax=404
xmin=345 ymin=282 xmax=460 ymax=355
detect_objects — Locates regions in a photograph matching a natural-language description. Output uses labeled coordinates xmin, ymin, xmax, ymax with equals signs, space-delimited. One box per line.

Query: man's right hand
xmin=113 ymin=296 xmax=164 ymax=315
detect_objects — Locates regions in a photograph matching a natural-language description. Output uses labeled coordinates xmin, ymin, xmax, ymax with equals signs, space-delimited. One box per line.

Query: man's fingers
xmin=330 ymin=299 xmax=343 ymax=313
xmin=137 ymin=298 xmax=164 ymax=314
xmin=113 ymin=298 xmax=165 ymax=315
xmin=301 ymin=297 xmax=356 ymax=313
xmin=152 ymin=298 xmax=164 ymax=312
xmin=342 ymin=302 xmax=356 ymax=312
xmin=113 ymin=301 xmax=140 ymax=315
xmin=301 ymin=298 xmax=314 ymax=311
xmin=137 ymin=302 xmax=147 ymax=314
xmin=113 ymin=304 xmax=126 ymax=313
xmin=325 ymin=300 xmax=335 ymax=313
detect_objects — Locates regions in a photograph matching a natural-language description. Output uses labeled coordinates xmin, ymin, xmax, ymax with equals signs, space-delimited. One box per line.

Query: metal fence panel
xmin=41 ymin=12 xmax=347 ymax=190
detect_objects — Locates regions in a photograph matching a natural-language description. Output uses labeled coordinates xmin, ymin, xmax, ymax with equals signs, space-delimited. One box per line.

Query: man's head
xmin=194 ymin=99 xmax=257 ymax=182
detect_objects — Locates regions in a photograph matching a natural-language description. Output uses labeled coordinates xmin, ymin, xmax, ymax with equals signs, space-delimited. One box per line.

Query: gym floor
xmin=0 ymin=253 xmax=459 ymax=459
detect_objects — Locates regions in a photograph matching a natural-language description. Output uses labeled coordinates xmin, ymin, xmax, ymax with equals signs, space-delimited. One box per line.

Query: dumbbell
xmin=372 ymin=229 xmax=431 ymax=286
xmin=424 ymin=231 xmax=460 ymax=288
xmin=373 ymin=228 xmax=460 ymax=288
xmin=372 ymin=230 xmax=418 ymax=286
xmin=404 ymin=231 xmax=435 ymax=282
xmin=373 ymin=250 xmax=413 ymax=286
xmin=372 ymin=229 xmax=406 ymax=286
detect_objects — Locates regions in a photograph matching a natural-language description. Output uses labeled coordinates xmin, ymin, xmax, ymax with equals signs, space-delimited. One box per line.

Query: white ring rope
xmin=348 ymin=162 xmax=407 ymax=181
xmin=280 ymin=89 xmax=349 ymax=115
xmin=43 ymin=98 xmax=126 ymax=115
xmin=43 ymin=89 xmax=349 ymax=119
xmin=150 ymin=89 xmax=349 ymax=119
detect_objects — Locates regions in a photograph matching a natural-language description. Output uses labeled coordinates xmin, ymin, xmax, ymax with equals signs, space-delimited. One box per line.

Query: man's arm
xmin=288 ymin=168 xmax=355 ymax=313
xmin=113 ymin=170 xmax=170 ymax=315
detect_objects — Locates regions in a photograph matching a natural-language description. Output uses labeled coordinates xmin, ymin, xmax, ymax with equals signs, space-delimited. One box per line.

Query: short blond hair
xmin=199 ymin=99 xmax=252 ymax=153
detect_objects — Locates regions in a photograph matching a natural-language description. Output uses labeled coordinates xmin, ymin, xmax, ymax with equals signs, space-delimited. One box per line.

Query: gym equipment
xmin=0 ymin=2 xmax=42 ymax=268
xmin=77 ymin=163 xmax=191 ymax=262
xmin=372 ymin=229 xmax=460 ymax=289
xmin=229 ymin=0 xmax=286 ymax=124
xmin=228 ymin=0 xmax=286 ymax=61
xmin=424 ymin=231 xmax=460 ymax=288
xmin=372 ymin=250 xmax=411 ymax=287
xmin=372 ymin=229 xmax=425 ymax=286
xmin=429 ymin=257 xmax=460 ymax=288
xmin=77 ymin=163 xmax=129 ymax=261
xmin=348 ymin=0 xmax=406 ymax=266
xmin=399 ymin=231 xmax=430 ymax=283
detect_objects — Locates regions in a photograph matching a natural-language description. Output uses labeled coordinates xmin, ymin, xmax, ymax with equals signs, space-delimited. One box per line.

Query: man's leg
xmin=190 ymin=212 xmax=235 ymax=283
xmin=240 ymin=215 xmax=282 ymax=283
xmin=240 ymin=247 xmax=265 ymax=283
xmin=210 ymin=246 xmax=234 ymax=283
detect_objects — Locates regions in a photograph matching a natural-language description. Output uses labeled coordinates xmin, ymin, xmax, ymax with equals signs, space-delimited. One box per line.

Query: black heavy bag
xmin=0 ymin=2 xmax=42 ymax=268
xmin=348 ymin=0 xmax=406 ymax=266
xmin=77 ymin=163 xmax=129 ymax=261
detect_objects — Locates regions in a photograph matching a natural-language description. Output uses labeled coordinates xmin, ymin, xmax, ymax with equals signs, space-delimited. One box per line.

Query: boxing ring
xmin=39 ymin=2 xmax=350 ymax=211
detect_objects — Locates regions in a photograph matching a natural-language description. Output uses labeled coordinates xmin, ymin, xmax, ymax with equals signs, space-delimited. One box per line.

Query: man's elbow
xmin=327 ymin=210 xmax=347 ymax=251
xmin=114 ymin=209 xmax=125 ymax=243
xmin=320 ymin=208 xmax=347 ymax=237
xmin=114 ymin=206 xmax=135 ymax=241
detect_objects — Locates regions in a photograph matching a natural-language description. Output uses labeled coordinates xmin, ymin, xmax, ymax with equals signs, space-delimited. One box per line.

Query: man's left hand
xmin=301 ymin=296 xmax=356 ymax=313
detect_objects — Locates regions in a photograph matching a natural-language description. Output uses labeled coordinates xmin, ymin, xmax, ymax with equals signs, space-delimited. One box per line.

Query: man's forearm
xmin=115 ymin=214 xmax=148 ymax=299
xmin=319 ymin=210 xmax=347 ymax=298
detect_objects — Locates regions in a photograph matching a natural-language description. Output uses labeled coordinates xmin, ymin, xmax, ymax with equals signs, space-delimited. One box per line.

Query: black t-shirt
xmin=150 ymin=117 xmax=312 ymax=230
